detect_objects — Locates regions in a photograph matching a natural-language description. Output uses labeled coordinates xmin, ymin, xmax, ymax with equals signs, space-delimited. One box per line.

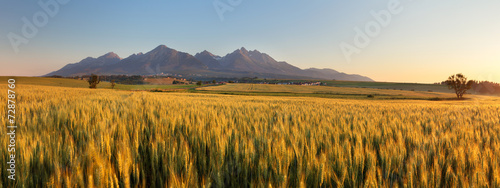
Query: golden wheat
xmin=0 ymin=84 xmax=499 ymax=187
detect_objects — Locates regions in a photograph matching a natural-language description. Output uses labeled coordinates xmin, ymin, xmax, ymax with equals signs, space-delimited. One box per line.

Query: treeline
xmin=437 ymin=80 xmax=500 ymax=95
xmin=99 ymin=75 xmax=145 ymax=85
xmin=47 ymin=75 xmax=146 ymax=85
xmin=471 ymin=81 xmax=500 ymax=95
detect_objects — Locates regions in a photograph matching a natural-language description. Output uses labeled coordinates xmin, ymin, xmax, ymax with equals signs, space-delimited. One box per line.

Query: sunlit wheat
xmin=0 ymin=84 xmax=499 ymax=187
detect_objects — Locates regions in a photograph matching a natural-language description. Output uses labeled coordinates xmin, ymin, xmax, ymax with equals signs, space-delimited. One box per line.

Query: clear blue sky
xmin=1 ymin=0 xmax=499 ymax=83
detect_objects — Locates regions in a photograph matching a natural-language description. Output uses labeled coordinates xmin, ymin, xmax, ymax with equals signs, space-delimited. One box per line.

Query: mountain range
xmin=46 ymin=45 xmax=373 ymax=81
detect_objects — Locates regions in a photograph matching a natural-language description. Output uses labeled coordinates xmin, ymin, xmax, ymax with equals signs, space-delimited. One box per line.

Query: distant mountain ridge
xmin=46 ymin=45 xmax=374 ymax=81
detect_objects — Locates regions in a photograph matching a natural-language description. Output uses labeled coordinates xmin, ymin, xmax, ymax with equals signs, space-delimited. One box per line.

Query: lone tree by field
xmin=196 ymin=81 xmax=203 ymax=86
xmin=445 ymin=73 xmax=473 ymax=99
xmin=111 ymin=80 xmax=116 ymax=89
xmin=88 ymin=74 xmax=101 ymax=89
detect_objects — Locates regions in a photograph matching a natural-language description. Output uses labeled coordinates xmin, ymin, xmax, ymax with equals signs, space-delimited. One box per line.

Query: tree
xmin=212 ymin=80 xmax=217 ymax=84
xmin=111 ymin=80 xmax=116 ymax=89
xmin=88 ymin=74 xmax=101 ymax=89
xmin=445 ymin=73 xmax=473 ymax=99
xmin=196 ymin=81 xmax=203 ymax=86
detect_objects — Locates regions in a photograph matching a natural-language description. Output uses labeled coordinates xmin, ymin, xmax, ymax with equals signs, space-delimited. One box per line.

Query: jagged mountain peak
xmin=81 ymin=57 xmax=95 ymax=61
xmin=149 ymin=45 xmax=176 ymax=53
xmin=233 ymin=48 xmax=266 ymax=57
xmin=155 ymin=45 xmax=169 ymax=49
xmin=195 ymin=50 xmax=222 ymax=69
xmin=124 ymin=52 xmax=144 ymax=59
xmin=249 ymin=49 xmax=261 ymax=53
xmin=146 ymin=45 xmax=179 ymax=58
xmin=236 ymin=47 xmax=249 ymax=54
xmin=196 ymin=50 xmax=217 ymax=57
xmin=98 ymin=52 xmax=121 ymax=60
xmin=248 ymin=49 xmax=266 ymax=57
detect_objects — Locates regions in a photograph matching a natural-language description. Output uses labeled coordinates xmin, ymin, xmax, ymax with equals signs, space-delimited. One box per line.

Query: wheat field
xmin=1 ymin=84 xmax=500 ymax=187
xmin=197 ymin=84 xmax=456 ymax=100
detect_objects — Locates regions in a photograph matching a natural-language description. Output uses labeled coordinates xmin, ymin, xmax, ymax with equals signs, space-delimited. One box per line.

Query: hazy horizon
xmin=1 ymin=1 xmax=499 ymax=83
